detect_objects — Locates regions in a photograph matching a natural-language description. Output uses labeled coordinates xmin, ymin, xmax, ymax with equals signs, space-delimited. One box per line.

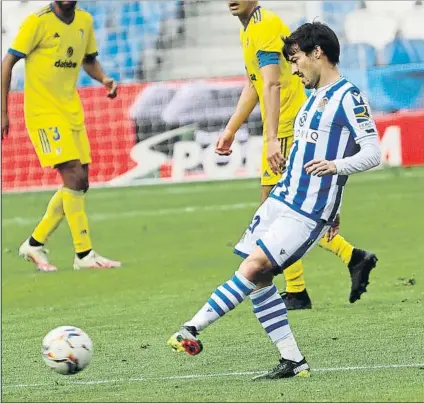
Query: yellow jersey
xmin=240 ymin=6 xmax=306 ymax=137
xmin=9 ymin=4 xmax=98 ymax=130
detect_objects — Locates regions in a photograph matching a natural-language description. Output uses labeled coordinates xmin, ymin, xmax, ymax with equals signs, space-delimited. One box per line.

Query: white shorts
xmin=234 ymin=198 xmax=330 ymax=273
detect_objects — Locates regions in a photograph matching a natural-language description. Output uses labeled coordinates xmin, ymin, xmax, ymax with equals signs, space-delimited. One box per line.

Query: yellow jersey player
xmin=216 ymin=1 xmax=377 ymax=309
xmin=1 ymin=1 xmax=121 ymax=271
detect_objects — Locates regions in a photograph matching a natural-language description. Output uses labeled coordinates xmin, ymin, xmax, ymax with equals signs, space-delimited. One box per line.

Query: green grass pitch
xmin=2 ymin=167 xmax=424 ymax=402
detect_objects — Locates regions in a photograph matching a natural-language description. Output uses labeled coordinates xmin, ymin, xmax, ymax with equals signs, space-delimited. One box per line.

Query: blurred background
xmin=2 ymin=0 xmax=424 ymax=191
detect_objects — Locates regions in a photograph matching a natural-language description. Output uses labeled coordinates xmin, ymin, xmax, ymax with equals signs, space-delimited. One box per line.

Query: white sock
xmin=276 ymin=333 xmax=304 ymax=363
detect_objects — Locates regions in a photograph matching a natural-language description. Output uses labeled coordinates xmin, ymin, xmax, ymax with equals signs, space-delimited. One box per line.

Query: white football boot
xmin=18 ymin=238 xmax=57 ymax=272
xmin=73 ymin=250 xmax=121 ymax=270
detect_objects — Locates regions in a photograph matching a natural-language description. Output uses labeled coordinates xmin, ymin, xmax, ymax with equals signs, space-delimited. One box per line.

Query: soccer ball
xmin=41 ymin=326 xmax=93 ymax=375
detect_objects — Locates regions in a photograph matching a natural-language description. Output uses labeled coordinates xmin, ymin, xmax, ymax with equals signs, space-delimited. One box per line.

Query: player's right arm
xmin=216 ymin=75 xmax=258 ymax=156
xmin=1 ymin=54 xmax=20 ymax=139
xmin=1 ymin=14 xmax=43 ymax=139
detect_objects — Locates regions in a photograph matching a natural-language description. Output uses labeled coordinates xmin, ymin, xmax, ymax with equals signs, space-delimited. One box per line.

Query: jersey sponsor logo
xmin=294 ymin=128 xmax=319 ymax=144
xmin=299 ymin=112 xmax=308 ymax=127
xmin=67 ymin=47 xmax=74 ymax=57
xmin=54 ymin=59 xmax=77 ymax=68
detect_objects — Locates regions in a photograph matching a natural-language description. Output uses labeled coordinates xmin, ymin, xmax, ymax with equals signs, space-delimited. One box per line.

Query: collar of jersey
xmin=314 ymin=76 xmax=345 ymax=95
xmin=50 ymin=2 xmax=75 ymax=25
xmin=243 ymin=5 xmax=261 ymax=31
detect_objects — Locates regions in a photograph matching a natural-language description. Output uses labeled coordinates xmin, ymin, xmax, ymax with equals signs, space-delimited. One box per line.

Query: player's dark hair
xmin=283 ymin=22 xmax=340 ymax=65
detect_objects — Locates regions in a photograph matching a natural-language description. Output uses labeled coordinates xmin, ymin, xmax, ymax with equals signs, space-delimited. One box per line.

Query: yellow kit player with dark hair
xmin=216 ymin=1 xmax=377 ymax=309
xmin=2 ymin=1 xmax=121 ymax=271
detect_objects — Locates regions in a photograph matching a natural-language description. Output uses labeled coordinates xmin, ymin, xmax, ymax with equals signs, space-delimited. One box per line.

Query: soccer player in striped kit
xmin=168 ymin=22 xmax=381 ymax=380
xmin=216 ymin=0 xmax=377 ymax=310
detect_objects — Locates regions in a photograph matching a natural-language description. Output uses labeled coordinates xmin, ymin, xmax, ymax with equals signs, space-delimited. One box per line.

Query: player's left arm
xmin=254 ymin=20 xmax=284 ymax=174
xmin=305 ymin=90 xmax=381 ymax=176
xmin=83 ymin=58 xmax=117 ymax=99
xmin=82 ymin=18 xmax=117 ymax=98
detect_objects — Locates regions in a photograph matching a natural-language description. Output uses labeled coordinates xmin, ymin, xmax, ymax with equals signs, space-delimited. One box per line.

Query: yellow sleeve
xmin=85 ymin=16 xmax=98 ymax=56
xmin=9 ymin=14 xmax=43 ymax=58
xmin=253 ymin=17 xmax=284 ymax=54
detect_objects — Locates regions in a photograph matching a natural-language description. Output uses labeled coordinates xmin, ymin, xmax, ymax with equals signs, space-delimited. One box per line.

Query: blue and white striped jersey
xmin=270 ymin=77 xmax=378 ymax=222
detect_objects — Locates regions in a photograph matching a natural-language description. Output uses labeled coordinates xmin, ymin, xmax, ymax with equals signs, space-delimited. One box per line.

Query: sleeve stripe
xmin=356 ymin=133 xmax=377 ymax=141
xmin=8 ymin=48 xmax=26 ymax=58
xmin=85 ymin=51 xmax=98 ymax=58
xmin=257 ymin=51 xmax=280 ymax=68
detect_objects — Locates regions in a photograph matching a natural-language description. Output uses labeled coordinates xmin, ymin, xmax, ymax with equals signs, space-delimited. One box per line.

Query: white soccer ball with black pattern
xmin=41 ymin=326 xmax=93 ymax=375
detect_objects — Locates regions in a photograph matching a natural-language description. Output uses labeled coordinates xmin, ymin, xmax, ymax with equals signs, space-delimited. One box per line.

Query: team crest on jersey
xmin=317 ymin=97 xmax=329 ymax=113
xmin=67 ymin=47 xmax=74 ymax=57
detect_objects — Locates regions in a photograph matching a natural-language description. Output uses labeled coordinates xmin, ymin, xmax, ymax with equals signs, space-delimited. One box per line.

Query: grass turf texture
xmin=2 ymin=167 xmax=424 ymax=402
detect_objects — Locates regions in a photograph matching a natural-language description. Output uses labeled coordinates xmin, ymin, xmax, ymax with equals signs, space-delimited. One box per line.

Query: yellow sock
xmin=32 ymin=189 xmax=64 ymax=244
xmin=284 ymin=260 xmax=306 ymax=293
xmin=62 ymin=187 xmax=92 ymax=253
xmin=318 ymin=234 xmax=354 ymax=266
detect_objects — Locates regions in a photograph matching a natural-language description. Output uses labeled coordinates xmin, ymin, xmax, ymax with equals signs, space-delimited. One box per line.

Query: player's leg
xmin=251 ymin=205 xmax=329 ymax=380
xmin=168 ymin=199 xmax=276 ymax=355
xmin=168 ymin=199 xmax=320 ymax=378
xmin=56 ymin=158 xmax=92 ymax=255
xmin=19 ymin=128 xmax=65 ymax=271
xmin=318 ymin=234 xmax=377 ymax=303
xmin=57 ymin=128 xmax=121 ymax=269
xmin=262 ymin=136 xmax=311 ymax=310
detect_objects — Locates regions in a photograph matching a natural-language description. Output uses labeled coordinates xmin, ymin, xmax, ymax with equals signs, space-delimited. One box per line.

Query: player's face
xmin=228 ymin=1 xmax=257 ymax=17
xmin=288 ymin=48 xmax=320 ymax=90
xmin=55 ymin=1 xmax=77 ymax=12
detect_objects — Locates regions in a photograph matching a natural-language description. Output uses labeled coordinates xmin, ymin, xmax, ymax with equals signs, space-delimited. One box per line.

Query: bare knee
xmin=56 ymin=160 xmax=89 ymax=192
xmin=239 ymin=250 xmax=275 ymax=286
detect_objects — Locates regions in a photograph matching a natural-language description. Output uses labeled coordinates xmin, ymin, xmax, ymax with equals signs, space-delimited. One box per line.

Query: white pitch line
xmin=3 ymin=168 xmax=424 ymax=227
xmin=2 ymin=202 xmax=258 ymax=227
xmin=3 ymin=363 xmax=423 ymax=389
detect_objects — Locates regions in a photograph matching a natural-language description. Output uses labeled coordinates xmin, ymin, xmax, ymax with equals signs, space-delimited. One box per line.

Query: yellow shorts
xmin=261 ymin=133 xmax=294 ymax=186
xmin=28 ymin=126 xmax=92 ymax=168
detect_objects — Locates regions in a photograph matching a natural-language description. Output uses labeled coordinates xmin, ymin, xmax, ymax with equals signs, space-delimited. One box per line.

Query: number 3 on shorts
xmin=52 ymin=127 xmax=61 ymax=141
